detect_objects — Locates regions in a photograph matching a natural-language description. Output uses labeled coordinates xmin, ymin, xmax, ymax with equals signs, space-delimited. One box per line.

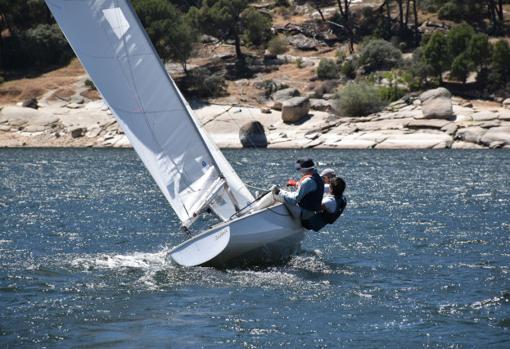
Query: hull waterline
xmin=169 ymin=203 xmax=305 ymax=268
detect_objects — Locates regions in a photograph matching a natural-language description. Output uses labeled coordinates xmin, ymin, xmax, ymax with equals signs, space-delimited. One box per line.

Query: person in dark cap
xmin=272 ymin=158 xmax=324 ymax=229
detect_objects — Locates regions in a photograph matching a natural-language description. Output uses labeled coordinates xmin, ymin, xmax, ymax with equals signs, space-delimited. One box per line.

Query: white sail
xmin=45 ymin=0 xmax=254 ymax=226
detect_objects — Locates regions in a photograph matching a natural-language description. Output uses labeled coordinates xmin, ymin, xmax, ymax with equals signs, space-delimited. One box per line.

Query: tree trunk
xmin=487 ymin=0 xmax=498 ymax=33
xmin=0 ymin=33 xmax=3 ymax=70
xmin=336 ymin=0 xmax=345 ymax=17
xmin=397 ymin=0 xmax=404 ymax=34
xmin=182 ymin=61 xmax=188 ymax=76
xmin=413 ymin=0 xmax=419 ymax=43
xmin=315 ymin=6 xmax=326 ymax=22
xmin=344 ymin=0 xmax=354 ymax=54
xmin=405 ymin=0 xmax=411 ymax=25
xmin=497 ymin=0 xmax=504 ymax=22
xmin=234 ymin=32 xmax=243 ymax=60
xmin=335 ymin=0 xmax=354 ymax=53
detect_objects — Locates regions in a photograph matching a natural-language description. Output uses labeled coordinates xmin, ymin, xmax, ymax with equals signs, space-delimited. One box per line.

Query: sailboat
xmin=45 ymin=0 xmax=305 ymax=267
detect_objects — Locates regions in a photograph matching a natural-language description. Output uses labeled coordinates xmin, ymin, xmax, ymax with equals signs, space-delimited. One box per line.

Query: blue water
xmin=1 ymin=148 xmax=509 ymax=348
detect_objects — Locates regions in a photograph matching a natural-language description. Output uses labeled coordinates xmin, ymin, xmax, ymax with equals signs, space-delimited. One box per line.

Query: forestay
xmin=45 ymin=0 xmax=254 ymax=226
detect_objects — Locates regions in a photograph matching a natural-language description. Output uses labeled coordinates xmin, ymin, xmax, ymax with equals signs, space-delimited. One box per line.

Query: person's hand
xmin=286 ymin=179 xmax=297 ymax=187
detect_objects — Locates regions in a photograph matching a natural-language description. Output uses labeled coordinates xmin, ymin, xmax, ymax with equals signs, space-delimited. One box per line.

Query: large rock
xmin=479 ymin=126 xmax=510 ymax=146
xmin=441 ymin=123 xmax=458 ymax=135
xmin=0 ymin=106 xmax=59 ymax=127
xmin=281 ymin=97 xmax=310 ymax=123
xmin=71 ymin=127 xmax=86 ymax=138
xmin=407 ymin=119 xmax=450 ymax=129
xmin=271 ymin=87 xmax=300 ymax=110
xmin=22 ymin=97 xmax=38 ymax=109
xmin=272 ymin=87 xmax=300 ymax=101
xmin=455 ymin=126 xmax=486 ymax=144
xmin=309 ymin=98 xmax=333 ymax=112
xmin=334 ymin=132 xmax=378 ymax=149
xmin=355 ymin=119 xmax=409 ymax=131
xmin=499 ymin=110 xmax=510 ymax=121
xmin=451 ymin=141 xmax=486 ymax=149
xmin=287 ymin=34 xmax=318 ymax=50
xmin=418 ymin=87 xmax=453 ymax=119
xmin=472 ymin=111 xmax=498 ymax=122
xmin=376 ymin=131 xmax=453 ymax=149
xmin=239 ymin=121 xmax=267 ymax=148
xmin=503 ymin=98 xmax=510 ymax=109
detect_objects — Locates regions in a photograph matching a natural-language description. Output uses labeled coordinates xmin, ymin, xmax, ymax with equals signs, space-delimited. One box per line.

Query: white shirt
xmin=322 ymin=195 xmax=336 ymax=213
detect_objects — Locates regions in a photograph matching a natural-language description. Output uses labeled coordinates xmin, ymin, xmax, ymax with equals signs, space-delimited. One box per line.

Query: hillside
xmin=1 ymin=0 xmax=510 ymax=149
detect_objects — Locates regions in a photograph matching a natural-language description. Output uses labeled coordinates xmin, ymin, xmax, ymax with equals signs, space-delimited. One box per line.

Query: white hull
xmin=169 ymin=202 xmax=305 ymax=268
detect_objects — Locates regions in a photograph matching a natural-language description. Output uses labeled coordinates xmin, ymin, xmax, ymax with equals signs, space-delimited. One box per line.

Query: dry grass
xmin=0 ymin=59 xmax=85 ymax=105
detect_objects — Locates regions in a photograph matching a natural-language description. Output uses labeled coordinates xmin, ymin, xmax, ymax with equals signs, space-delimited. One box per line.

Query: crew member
xmin=272 ymin=158 xmax=324 ymax=228
xmin=306 ymin=177 xmax=347 ymax=232
xmin=320 ymin=168 xmax=336 ymax=194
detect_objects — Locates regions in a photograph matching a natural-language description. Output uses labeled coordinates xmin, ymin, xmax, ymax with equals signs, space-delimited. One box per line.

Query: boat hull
xmin=169 ymin=203 xmax=304 ymax=268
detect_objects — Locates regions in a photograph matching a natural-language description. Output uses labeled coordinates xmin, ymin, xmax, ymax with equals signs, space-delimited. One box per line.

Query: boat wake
xmin=65 ymin=247 xmax=346 ymax=292
xmin=70 ymin=247 xmax=171 ymax=271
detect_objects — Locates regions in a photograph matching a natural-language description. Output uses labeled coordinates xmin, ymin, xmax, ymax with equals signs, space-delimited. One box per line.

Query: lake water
xmin=1 ymin=148 xmax=509 ymax=348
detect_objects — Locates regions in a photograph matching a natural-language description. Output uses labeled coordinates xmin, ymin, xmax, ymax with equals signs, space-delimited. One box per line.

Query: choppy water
xmin=1 ymin=148 xmax=509 ymax=348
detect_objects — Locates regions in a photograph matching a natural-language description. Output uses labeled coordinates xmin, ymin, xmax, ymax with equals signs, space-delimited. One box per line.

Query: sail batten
xmin=46 ymin=0 xmax=254 ymax=225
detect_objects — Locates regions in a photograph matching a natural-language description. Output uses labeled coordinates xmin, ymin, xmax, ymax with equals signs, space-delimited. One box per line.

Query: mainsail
xmin=45 ymin=0 xmax=254 ymax=226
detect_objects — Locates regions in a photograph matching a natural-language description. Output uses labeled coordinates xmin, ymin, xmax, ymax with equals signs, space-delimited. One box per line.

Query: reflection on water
xmin=1 ymin=148 xmax=509 ymax=348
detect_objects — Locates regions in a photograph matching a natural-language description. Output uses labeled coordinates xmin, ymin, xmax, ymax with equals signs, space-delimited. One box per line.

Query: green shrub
xmin=438 ymin=1 xmax=463 ymax=22
xmin=438 ymin=0 xmax=483 ymax=23
xmin=203 ymin=74 xmax=227 ymax=97
xmin=267 ymin=35 xmax=288 ymax=55
xmin=314 ymin=80 xmax=338 ymax=98
xmin=136 ymin=0 xmax=197 ymax=67
xmin=0 ymin=76 xmax=4 ymax=84
xmin=420 ymin=0 xmax=443 ymax=12
xmin=188 ymin=68 xmax=226 ymax=97
xmin=335 ymin=49 xmax=346 ymax=64
xmin=242 ymin=8 xmax=272 ymax=47
xmin=446 ymin=23 xmax=475 ymax=59
xmin=467 ymin=33 xmax=491 ymax=71
xmin=450 ymin=53 xmax=471 ymax=83
xmin=358 ymin=39 xmax=402 ymax=73
xmin=84 ymin=79 xmax=96 ymax=90
xmin=405 ymin=50 xmax=433 ymax=90
xmin=488 ymin=40 xmax=510 ymax=91
xmin=259 ymin=79 xmax=288 ymax=97
xmin=378 ymin=84 xmax=406 ymax=102
xmin=317 ymin=58 xmax=338 ymax=80
xmin=335 ymin=81 xmax=386 ymax=117
xmin=340 ymin=60 xmax=356 ymax=79
xmin=422 ymin=32 xmax=450 ymax=81
xmin=295 ymin=57 xmax=304 ymax=68
xmin=3 ymin=24 xmax=75 ymax=69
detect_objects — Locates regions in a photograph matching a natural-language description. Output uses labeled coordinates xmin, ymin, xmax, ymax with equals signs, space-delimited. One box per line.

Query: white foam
xmin=70 ymin=247 xmax=174 ymax=289
xmin=72 ymin=249 xmax=169 ymax=270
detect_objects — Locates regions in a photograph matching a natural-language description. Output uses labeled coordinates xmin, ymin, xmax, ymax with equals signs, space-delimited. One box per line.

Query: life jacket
xmin=302 ymin=195 xmax=347 ymax=232
xmin=297 ymin=171 xmax=324 ymax=212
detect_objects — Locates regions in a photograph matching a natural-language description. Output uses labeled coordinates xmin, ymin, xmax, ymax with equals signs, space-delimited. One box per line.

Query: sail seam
xmin=111 ymin=0 xmax=193 ymax=218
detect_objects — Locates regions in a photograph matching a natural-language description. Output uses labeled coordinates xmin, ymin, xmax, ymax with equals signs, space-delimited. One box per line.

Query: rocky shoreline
xmin=1 ymin=87 xmax=510 ymax=149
